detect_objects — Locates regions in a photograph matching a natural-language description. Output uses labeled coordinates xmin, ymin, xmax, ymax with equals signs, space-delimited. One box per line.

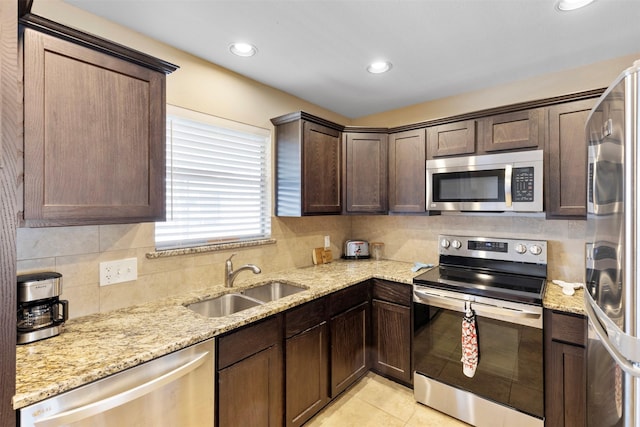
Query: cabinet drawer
xmin=285 ymin=298 xmax=327 ymax=338
xmin=372 ymin=279 xmax=411 ymax=306
xmin=218 ymin=315 xmax=282 ymax=369
xmin=329 ymin=282 xmax=369 ymax=316
xmin=550 ymin=311 xmax=586 ymax=347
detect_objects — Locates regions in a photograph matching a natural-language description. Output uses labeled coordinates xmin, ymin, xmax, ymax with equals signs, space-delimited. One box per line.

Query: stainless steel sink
xmin=187 ymin=294 xmax=263 ymax=318
xmin=241 ymin=281 xmax=306 ymax=302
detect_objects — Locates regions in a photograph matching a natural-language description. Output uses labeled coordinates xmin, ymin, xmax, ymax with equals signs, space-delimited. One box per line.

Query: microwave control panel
xmin=512 ymin=167 xmax=535 ymax=202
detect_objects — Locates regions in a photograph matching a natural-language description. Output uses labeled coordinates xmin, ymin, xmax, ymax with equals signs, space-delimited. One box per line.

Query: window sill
xmin=146 ymin=238 xmax=276 ymax=259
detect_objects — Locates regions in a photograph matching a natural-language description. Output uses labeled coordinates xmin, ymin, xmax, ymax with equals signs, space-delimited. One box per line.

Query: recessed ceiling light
xmin=367 ymin=61 xmax=393 ymax=74
xmin=555 ymin=0 xmax=596 ymax=11
xmin=229 ymin=42 xmax=257 ymax=57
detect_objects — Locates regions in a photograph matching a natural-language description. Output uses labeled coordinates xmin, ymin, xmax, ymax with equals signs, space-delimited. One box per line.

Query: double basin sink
xmin=187 ymin=281 xmax=306 ymax=318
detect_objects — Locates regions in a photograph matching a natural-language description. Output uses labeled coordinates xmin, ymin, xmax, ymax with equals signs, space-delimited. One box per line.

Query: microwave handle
xmin=504 ymin=165 xmax=512 ymax=207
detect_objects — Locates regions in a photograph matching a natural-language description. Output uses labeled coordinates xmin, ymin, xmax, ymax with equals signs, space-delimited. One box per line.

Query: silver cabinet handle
xmin=504 ymin=164 xmax=513 ymax=207
xmin=34 ymin=350 xmax=210 ymax=427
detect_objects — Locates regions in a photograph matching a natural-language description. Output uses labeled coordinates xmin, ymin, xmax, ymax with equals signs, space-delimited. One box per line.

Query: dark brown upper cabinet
xmin=272 ymin=112 xmax=342 ymax=216
xmin=343 ymin=130 xmax=388 ymax=214
xmin=481 ymin=109 xmax=544 ymax=153
xmin=388 ymin=129 xmax=426 ymax=213
xmin=427 ymin=120 xmax=477 ymax=158
xmin=21 ymin=15 xmax=177 ymax=227
xmin=546 ymin=98 xmax=597 ymax=219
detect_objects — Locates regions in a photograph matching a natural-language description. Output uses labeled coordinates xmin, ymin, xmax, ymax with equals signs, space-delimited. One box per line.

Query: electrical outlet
xmin=324 ymin=235 xmax=330 ymax=249
xmin=100 ymin=258 xmax=138 ymax=286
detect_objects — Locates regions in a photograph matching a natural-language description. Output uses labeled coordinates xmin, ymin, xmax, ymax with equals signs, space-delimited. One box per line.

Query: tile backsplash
xmin=17 ymin=214 xmax=586 ymax=320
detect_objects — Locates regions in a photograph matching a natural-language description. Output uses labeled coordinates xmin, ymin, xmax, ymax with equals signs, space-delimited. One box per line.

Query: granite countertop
xmin=13 ymin=259 xmax=584 ymax=410
xmin=541 ymin=280 xmax=586 ymax=315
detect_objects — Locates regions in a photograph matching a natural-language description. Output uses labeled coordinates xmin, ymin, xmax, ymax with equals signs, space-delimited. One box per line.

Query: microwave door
xmin=428 ymin=166 xmax=507 ymax=211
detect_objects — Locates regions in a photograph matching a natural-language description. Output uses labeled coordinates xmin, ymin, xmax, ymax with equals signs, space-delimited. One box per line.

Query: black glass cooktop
xmin=413 ymin=264 xmax=546 ymax=305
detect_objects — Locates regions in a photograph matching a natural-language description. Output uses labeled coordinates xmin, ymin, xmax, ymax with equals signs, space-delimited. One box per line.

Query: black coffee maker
xmin=17 ymin=272 xmax=68 ymax=344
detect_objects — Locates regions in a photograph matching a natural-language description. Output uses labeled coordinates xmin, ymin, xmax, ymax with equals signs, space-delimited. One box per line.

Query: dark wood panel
xmin=546 ymin=99 xmax=596 ymax=219
xmin=427 ymin=120 xmax=476 ymax=158
xmin=550 ymin=311 xmax=587 ymax=346
xmin=285 ymin=298 xmax=327 ymax=338
xmin=218 ymin=345 xmax=283 ymax=427
xmin=0 ymin=0 xmax=18 ymax=424
xmin=343 ymin=132 xmax=388 ymax=214
xmin=388 ymin=129 xmax=426 ymax=213
xmin=303 ymin=121 xmax=342 ymax=214
xmin=544 ymin=309 xmax=587 ymax=427
xmin=330 ymin=301 xmax=369 ymax=397
xmin=372 ymin=300 xmax=411 ymax=385
xmin=329 ymin=281 xmax=369 ymax=317
xmin=23 ymin=28 xmax=167 ymax=225
xmin=286 ymin=322 xmax=329 ymax=427
xmin=218 ymin=315 xmax=282 ymax=369
xmin=372 ymin=279 xmax=411 ymax=306
xmin=482 ymin=109 xmax=543 ymax=152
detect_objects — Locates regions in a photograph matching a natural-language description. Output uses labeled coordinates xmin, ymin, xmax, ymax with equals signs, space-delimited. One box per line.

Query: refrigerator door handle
xmin=585 ymin=300 xmax=640 ymax=376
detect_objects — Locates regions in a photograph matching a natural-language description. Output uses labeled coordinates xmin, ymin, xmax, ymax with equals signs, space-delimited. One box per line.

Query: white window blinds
xmin=155 ymin=106 xmax=271 ymax=250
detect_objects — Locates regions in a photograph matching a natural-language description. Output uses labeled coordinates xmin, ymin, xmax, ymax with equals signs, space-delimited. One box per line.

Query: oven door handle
xmin=414 ymin=289 xmax=541 ymax=320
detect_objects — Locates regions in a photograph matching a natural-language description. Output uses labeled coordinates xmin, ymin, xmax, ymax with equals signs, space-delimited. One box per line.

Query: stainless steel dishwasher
xmin=18 ymin=338 xmax=214 ymax=427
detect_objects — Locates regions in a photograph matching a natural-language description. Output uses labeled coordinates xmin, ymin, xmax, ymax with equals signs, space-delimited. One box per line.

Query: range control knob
xmin=451 ymin=240 xmax=462 ymax=249
xmin=529 ymin=245 xmax=543 ymax=255
xmin=515 ymin=243 xmax=527 ymax=254
xmin=441 ymin=239 xmax=450 ymax=249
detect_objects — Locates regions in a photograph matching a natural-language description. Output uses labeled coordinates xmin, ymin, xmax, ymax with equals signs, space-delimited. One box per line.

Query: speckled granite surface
xmin=542 ymin=280 xmax=586 ymax=315
xmin=14 ymin=259 xmax=583 ymax=409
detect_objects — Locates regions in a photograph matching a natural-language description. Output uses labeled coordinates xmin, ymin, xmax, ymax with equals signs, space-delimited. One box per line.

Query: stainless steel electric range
xmin=412 ymin=234 xmax=547 ymax=427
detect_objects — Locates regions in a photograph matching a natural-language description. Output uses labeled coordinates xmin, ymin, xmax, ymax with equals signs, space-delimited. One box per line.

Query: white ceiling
xmin=62 ymin=0 xmax=640 ymax=119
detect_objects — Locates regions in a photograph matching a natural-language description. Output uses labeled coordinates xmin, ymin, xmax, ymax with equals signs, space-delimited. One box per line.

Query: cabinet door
xmin=286 ymin=322 xmax=329 ymax=427
xmin=372 ymin=299 xmax=411 ymax=385
xmin=23 ymin=29 xmax=166 ymax=226
xmin=218 ymin=345 xmax=283 ymax=427
xmin=546 ymin=99 xmax=596 ymax=219
xmin=482 ymin=109 xmax=542 ymax=152
xmin=330 ymin=301 xmax=369 ymax=397
xmin=427 ymin=120 xmax=476 ymax=158
xmin=388 ymin=129 xmax=426 ymax=213
xmin=544 ymin=310 xmax=587 ymax=427
xmin=303 ymin=121 xmax=342 ymax=214
xmin=344 ymin=132 xmax=388 ymax=213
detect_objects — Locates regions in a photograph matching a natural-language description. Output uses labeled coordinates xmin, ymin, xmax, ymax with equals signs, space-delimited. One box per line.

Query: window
xmin=155 ymin=105 xmax=271 ymax=250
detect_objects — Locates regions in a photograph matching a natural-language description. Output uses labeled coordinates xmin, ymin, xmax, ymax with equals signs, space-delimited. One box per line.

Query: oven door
xmin=413 ymin=286 xmax=544 ymax=426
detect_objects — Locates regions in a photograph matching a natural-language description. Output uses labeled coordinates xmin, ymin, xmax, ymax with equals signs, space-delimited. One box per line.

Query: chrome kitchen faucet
xmin=224 ymin=254 xmax=261 ymax=287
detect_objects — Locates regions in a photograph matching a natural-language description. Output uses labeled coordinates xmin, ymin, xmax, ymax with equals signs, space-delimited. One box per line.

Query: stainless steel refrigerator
xmin=585 ymin=60 xmax=640 ymax=427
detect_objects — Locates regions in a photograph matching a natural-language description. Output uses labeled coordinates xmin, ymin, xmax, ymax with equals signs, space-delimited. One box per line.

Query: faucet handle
xmin=226 ymin=253 xmax=236 ymax=263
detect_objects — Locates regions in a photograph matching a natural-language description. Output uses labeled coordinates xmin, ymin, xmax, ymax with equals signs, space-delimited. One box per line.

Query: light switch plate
xmin=324 ymin=235 xmax=330 ymax=249
xmin=100 ymin=258 xmax=138 ymax=286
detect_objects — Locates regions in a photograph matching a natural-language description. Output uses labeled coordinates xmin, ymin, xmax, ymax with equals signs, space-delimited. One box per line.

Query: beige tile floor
xmin=305 ymin=373 xmax=470 ymax=426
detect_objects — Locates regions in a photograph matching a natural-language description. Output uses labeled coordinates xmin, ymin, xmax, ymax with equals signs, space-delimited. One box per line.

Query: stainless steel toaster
xmin=343 ymin=240 xmax=370 ymax=259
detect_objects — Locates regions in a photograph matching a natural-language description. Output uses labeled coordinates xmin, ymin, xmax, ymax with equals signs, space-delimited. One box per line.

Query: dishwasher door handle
xmin=34 ymin=350 xmax=210 ymax=427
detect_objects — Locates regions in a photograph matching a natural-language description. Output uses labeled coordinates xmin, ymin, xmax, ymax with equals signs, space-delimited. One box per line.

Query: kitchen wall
xmin=19 ymin=1 xmax=638 ymax=319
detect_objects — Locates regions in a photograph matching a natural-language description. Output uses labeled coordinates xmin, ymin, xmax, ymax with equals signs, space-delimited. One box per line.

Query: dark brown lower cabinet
xmin=544 ymin=309 xmax=587 ymax=427
xmin=371 ymin=279 xmax=412 ymax=386
xmin=285 ymin=299 xmax=329 ymax=427
xmin=217 ymin=316 xmax=283 ymax=427
xmin=372 ymin=299 xmax=411 ymax=385
xmin=330 ymin=301 xmax=369 ymax=397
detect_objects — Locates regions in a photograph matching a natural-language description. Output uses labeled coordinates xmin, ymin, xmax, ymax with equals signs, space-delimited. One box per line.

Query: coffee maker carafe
xmin=17 ymin=272 xmax=68 ymax=344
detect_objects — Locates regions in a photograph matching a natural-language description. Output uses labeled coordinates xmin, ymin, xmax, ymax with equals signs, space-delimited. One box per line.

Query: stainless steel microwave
xmin=426 ymin=149 xmax=544 ymax=212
